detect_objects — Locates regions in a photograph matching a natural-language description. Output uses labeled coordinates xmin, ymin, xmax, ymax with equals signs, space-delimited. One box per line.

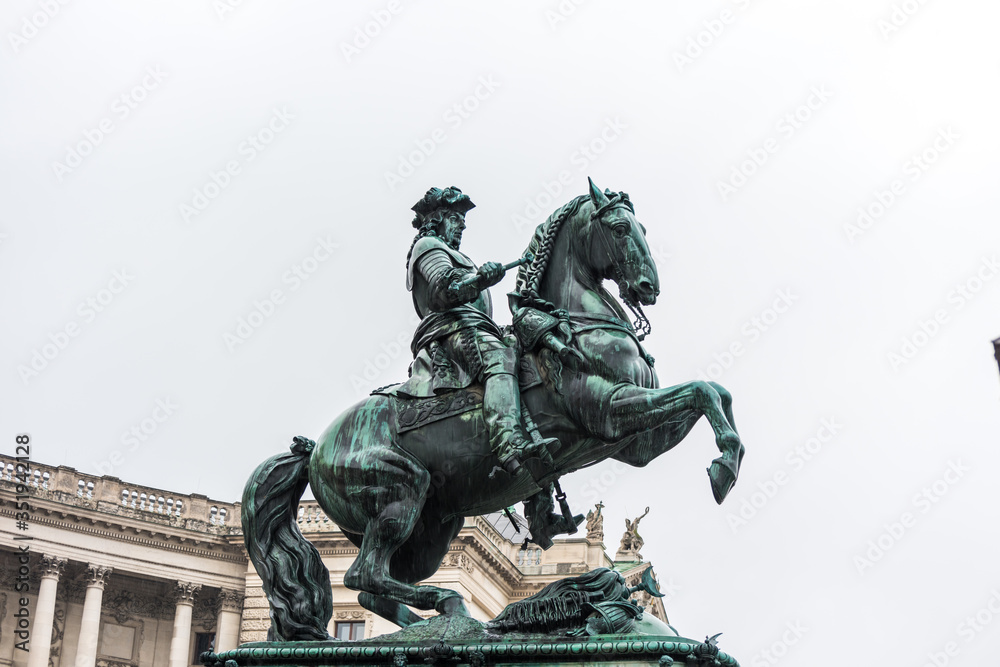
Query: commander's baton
xmin=455 ymin=252 xmax=534 ymax=289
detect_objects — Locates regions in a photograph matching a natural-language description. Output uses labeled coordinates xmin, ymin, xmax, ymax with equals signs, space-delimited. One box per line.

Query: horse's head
xmin=583 ymin=177 xmax=660 ymax=306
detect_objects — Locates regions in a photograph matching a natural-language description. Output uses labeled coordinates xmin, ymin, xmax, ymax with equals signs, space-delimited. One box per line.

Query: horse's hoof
xmin=436 ymin=595 xmax=469 ymax=617
xmin=707 ymin=453 xmax=741 ymax=505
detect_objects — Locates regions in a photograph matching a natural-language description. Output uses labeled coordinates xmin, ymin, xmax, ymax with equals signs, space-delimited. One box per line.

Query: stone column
xmin=213 ymin=589 xmax=245 ymax=653
xmin=74 ymin=565 xmax=113 ymax=667
xmin=27 ymin=555 xmax=67 ymax=667
xmin=167 ymin=582 xmax=201 ymax=667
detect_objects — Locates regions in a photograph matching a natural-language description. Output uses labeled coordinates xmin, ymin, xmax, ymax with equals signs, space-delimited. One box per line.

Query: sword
xmin=454 ymin=252 xmax=534 ymax=289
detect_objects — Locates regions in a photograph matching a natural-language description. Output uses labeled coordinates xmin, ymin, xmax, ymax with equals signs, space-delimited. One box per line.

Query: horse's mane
xmin=516 ymin=195 xmax=588 ymax=303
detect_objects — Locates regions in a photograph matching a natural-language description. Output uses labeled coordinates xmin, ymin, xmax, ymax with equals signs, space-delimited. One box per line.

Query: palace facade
xmin=0 ymin=454 xmax=671 ymax=667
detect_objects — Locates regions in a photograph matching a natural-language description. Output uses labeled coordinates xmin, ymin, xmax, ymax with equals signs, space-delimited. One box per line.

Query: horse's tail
xmin=241 ymin=436 xmax=332 ymax=641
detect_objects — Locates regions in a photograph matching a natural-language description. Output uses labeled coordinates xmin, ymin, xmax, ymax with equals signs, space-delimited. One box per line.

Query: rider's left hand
xmin=559 ymin=345 xmax=588 ymax=371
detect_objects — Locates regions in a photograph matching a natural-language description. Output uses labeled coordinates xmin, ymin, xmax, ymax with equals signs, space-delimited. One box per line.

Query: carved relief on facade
xmin=440 ymin=552 xmax=475 ymax=573
xmin=56 ymin=566 xmax=87 ymax=605
xmin=0 ymin=559 xmax=15 ymax=591
xmin=0 ymin=592 xmax=7 ymax=644
xmin=193 ymin=590 xmax=219 ymax=632
xmin=48 ymin=604 xmax=66 ymax=667
xmin=102 ymin=586 xmax=172 ymax=624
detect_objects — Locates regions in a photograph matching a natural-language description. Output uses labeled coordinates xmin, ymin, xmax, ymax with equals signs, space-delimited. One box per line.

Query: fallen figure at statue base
xmin=201 ymin=568 xmax=738 ymax=667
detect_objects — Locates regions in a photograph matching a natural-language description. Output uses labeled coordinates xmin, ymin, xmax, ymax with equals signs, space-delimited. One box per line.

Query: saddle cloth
xmin=372 ymin=354 xmax=543 ymax=434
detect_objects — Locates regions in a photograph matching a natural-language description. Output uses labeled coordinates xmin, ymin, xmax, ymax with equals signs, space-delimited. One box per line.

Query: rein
xmin=566 ymin=312 xmax=656 ymax=368
xmin=590 ymin=205 xmax=652 ymax=341
xmin=518 ymin=193 xmax=654 ymax=348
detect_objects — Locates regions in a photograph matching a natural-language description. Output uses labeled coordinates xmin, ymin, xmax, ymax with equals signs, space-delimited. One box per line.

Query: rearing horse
xmin=241 ymin=179 xmax=744 ymax=641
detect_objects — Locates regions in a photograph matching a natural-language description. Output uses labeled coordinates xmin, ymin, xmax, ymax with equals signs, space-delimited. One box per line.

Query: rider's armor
xmin=401 ymin=190 xmax=557 ymax=473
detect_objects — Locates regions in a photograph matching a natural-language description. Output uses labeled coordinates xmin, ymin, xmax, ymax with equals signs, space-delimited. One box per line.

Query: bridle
xmin=590 ymin=198 xmax=652 ymax=341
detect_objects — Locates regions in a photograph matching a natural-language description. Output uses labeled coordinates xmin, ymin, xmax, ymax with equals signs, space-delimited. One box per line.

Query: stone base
xmin=202 ymin=615 xmax=739 ymax=667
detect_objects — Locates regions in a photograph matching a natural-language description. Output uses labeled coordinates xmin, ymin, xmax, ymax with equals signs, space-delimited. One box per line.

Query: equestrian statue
xmin=241 ymin=178 xmax=745 ymax=641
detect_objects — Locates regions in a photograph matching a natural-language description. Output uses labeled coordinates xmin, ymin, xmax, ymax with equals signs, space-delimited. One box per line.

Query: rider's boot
xmin=483 ymin=372 xmax=558 ymax=476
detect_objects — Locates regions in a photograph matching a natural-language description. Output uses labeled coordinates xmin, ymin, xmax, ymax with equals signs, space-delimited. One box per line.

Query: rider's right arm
xmin=416 ymin=249 xmax=479 ymax=311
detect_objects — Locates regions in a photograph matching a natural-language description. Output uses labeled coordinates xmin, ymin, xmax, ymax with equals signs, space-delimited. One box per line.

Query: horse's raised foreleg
xmin=572 ymin=377 xmax=743 ymax=502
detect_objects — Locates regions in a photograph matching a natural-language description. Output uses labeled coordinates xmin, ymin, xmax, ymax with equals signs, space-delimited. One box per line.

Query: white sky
xmin=3 ymin=1 xmax=1000 ymax=664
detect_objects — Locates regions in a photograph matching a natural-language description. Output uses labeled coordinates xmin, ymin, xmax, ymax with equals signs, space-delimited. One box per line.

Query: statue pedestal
xmin=202 ymin=615 xmax=740 ymax=667
xmin=203 ymin=636 xmax=738 ymax=667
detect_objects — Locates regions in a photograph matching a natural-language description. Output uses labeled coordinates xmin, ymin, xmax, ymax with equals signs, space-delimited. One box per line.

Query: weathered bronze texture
xmin=241 ymin=179 xmax=745 ymax=641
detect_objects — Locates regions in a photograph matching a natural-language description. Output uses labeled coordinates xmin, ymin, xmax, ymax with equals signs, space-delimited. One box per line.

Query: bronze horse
xmin=242 ymin=180 xmax=744 ymax=640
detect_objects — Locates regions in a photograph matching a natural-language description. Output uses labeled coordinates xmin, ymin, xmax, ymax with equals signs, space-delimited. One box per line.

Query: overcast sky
xmin=3 ymin=1 xmax=1000 ymax=664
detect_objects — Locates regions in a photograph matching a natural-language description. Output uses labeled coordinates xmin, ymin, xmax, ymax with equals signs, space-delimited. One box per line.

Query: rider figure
xmin=405 ymin=186 xmax=557 ymax=474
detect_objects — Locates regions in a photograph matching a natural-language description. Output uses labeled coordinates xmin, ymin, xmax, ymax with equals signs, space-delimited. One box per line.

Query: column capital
xmin=216 ymin=588 xmax=245 ymax=614
xmin=84 ymin=564 xmax=113 ymax=589
xmin=39 ymin=555 xmax=67 ymax=579
xmin=173 ymin=581 xmax=202 ymax=606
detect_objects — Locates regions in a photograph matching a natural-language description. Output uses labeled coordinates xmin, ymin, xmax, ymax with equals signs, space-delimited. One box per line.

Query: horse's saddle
xmin=372 ymin=354 xmax=544 ymax=434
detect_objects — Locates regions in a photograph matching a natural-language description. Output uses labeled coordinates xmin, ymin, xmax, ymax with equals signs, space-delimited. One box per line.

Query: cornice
xmin=455 ymin=537 xmax=521 ymax=589
xmin=0 ymin=505 xmax=246 ymax=565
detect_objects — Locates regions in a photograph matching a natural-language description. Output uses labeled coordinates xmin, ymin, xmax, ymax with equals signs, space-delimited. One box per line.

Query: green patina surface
xmin=238 ymin=180 xmax=746 ymax=649
xmin=204 ymin=636 xmax=738 ymax=667
xmin=204 ymin=610 xmax=738 ymax=667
